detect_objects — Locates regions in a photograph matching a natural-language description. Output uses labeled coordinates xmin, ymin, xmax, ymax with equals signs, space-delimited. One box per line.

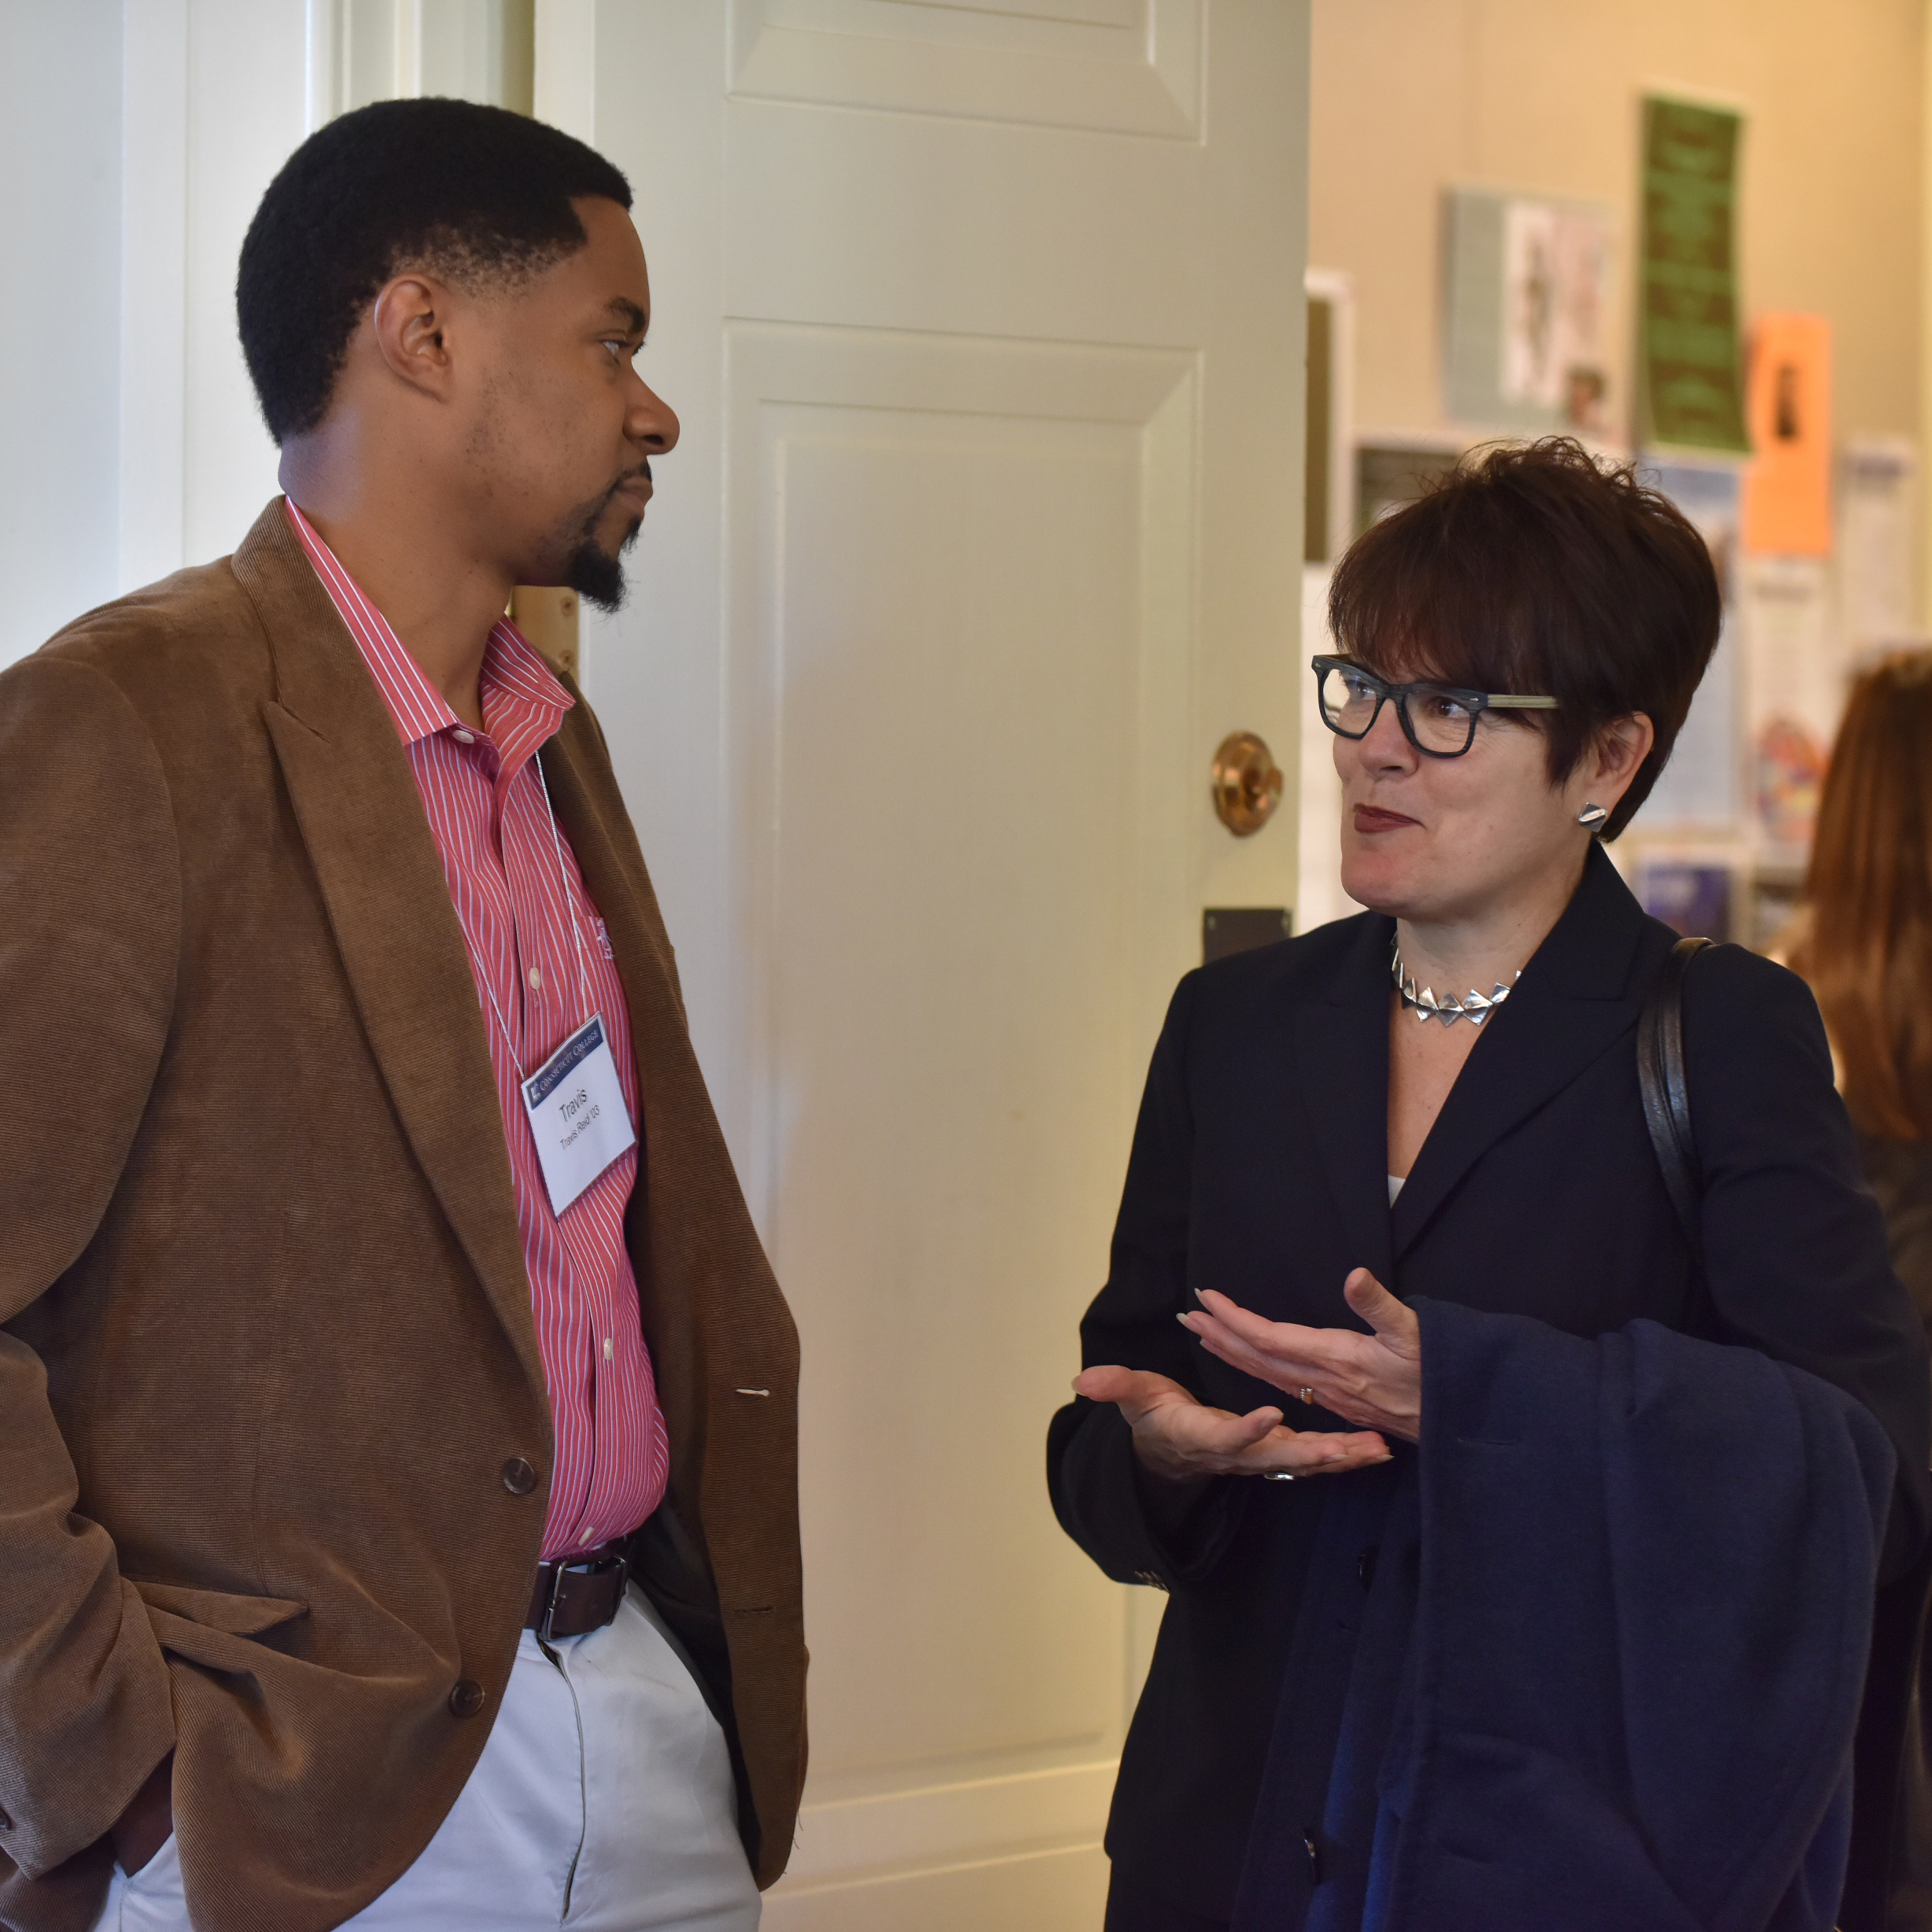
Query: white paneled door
xmin=540 ymin=5 xmax=1311 ymax=1924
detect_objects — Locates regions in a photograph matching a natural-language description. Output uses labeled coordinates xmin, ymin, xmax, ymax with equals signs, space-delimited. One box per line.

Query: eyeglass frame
xmin=1310 ymin=654 xmax=1559 ymax=760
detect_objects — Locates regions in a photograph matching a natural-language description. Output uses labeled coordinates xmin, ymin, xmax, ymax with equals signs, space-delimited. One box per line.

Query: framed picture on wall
xmin=1442 ymin=186 xmax=1614 ymax=436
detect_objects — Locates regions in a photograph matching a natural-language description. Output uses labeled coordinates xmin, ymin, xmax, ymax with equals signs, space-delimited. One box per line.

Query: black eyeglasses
xmin=1311 ymin=655 xmax=1558 ymax=760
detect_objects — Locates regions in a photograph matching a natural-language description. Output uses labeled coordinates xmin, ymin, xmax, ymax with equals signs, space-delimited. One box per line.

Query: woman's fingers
xmin=1074 ymin=1364 xmax=1208 ymax=1421
xmin=1174 ymin=1410 xmax=1388 ymax=1477
xmin=1343 ymin=1268 xmax=1421 ymax=1354
xmin=1181 ymin=1281 xmax=1424 ymax=1443
xmin=1193 ymin=1287 xmax=1309 ymax=1351
xmin=1074 ymin=1366 xmax=1281 ymax=1445
xmin=1236 ymin=1425 xmax=1392 ymax=1476
xmin=1180 ymin=1302 xmax=1331 ymax=1388
xmin=1074 ymin=1363 xmax=1157 ymax=1407
xmin=1185 ymin=1402 xmax=1286 ymax=1454
xmin=1074 ymin=1365 xmax=1390 ymax=1477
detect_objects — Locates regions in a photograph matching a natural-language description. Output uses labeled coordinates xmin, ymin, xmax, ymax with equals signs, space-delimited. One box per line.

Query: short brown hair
xmin=1326 ymin=437 xmax=1721 ymax=839
xmin=1790 ymin=654 xmax=1932 ymax=1141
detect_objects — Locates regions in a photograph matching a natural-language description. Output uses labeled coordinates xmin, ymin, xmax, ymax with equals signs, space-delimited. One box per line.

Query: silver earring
xmin=1577 ymin=802 xmax=1608 ymax=829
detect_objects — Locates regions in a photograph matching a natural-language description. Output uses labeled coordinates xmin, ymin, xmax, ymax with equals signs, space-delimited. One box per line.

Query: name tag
xmin=520 ymin=1013 xmax=636 ymax=1215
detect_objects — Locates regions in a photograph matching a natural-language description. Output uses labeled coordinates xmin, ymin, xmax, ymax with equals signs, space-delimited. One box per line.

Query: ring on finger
xmin=1263 ymin=1471 xmax=1296 ymax=1482
xmin=1297 ymin=1385 xmax=1315 ymax=1406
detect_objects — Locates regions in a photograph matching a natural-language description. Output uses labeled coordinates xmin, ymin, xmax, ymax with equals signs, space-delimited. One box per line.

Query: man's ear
xmin=370 ymin=274 xmax=457 ymax=400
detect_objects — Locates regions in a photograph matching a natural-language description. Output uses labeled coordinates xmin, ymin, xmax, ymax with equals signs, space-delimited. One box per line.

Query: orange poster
xmin=1741 ymin=313 xmax=1832 ymax=555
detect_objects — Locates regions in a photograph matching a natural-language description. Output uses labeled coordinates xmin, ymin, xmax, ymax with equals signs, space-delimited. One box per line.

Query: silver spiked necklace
xmin=1390 ymin=936 xmax=1521 ymax=1027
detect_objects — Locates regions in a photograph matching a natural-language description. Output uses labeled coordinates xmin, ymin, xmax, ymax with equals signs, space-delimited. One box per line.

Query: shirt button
xmin=452 ymin=728 xmax=475 ymax=745
xmin=580 ymin=1527 xmax=596 ymax=1545
xmin=448 ymin=1679 xmax=486 ymax=1719
xmin=528 ymin=965 xmax=542 ymax=990
xmin=501 ymin=1457 xmax=538 ymax=1495
xmin=603 ymin=1337 xmax=613 ymax=1362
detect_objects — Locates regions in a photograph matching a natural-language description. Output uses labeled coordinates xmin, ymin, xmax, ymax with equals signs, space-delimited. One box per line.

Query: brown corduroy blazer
xmin=0 ymin=501 xmax=805 ymax=1932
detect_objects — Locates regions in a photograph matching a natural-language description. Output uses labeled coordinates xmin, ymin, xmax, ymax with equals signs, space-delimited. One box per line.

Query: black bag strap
xmin=1636 ymin=935 xmax=1715 ymax=1266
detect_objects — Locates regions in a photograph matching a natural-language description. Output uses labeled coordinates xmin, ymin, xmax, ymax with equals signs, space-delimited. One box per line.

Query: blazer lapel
xmin=1390 ymin=846 xmax=1651 ymax=1260
xmin=1294 ymin=913 xmax=1399 ymax=1288
xmin=231 ymin=502 xmax=544 ymax=1399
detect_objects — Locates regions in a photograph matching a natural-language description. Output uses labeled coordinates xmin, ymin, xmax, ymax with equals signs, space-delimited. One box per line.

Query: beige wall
xmin=1310 ymin=0 xmax=1924 ymax=448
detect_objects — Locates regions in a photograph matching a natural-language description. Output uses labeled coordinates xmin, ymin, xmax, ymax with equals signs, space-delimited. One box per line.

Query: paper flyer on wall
xmin=1443 ymin=188 xmax=1613 ymax=434
xmin=1639 ymin=97 xmax=1748 ymax=452
xmin=1839 ymin=438 xmax=1917 ymax=648
xmin=1738 ymin=555 xmax=1838 ymax=850
xmin=1639 ymin=461 xmax=1740 ymax=829
xmin=1741 ymin=313 xmax=1832 ymax=557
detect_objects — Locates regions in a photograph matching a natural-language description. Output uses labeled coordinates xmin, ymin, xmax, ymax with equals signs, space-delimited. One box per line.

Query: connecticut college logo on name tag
xmin=520 ymin=1013 xmax=636 ymax=1215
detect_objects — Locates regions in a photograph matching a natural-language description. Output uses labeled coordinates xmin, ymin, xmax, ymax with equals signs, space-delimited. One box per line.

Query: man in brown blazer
xmin=0 ymin=100 xmax=802 ymax=1932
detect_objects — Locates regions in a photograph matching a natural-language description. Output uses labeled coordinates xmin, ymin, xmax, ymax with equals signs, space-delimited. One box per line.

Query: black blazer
xmin=1047 ymin=845 xmax=1932 ymax=1926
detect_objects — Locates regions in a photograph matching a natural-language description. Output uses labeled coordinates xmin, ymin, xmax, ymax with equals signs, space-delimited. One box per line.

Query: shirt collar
xmin=283 ymin=496 xmax=574 ymax=764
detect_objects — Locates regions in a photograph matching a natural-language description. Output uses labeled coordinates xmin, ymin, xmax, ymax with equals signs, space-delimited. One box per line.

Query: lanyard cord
xmin=470 ymin=743 xmax=595 ymax=1083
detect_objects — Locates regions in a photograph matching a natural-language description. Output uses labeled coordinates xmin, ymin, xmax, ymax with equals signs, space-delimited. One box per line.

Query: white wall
xmin=4 ymin=0 xmax=310 ymax=669
xmin=4 ymin=0 xmax=532 ymax=673
xmin=178 ymin=3 xmax=309 ymax=567
xmin=0 ymin=0 xmax=127 ymax=665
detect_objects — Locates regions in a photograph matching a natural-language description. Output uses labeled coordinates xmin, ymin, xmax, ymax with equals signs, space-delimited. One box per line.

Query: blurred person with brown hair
xmin=1786 ymin=650 xmax=1932 ymax=1932
xmin=1790 ymin=652 xmax=1932 ymax=1343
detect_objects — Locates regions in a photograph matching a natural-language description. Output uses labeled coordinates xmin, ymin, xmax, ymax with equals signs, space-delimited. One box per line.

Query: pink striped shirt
xmin=285 ymin=498 xmax=669 ymax=1560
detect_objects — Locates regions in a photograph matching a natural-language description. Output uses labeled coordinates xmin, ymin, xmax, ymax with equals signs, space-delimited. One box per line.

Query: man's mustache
xmin=608 ymin=462 xmax=652 ymax=500
xmin=577 ymin=464 xmax=654 ymax=537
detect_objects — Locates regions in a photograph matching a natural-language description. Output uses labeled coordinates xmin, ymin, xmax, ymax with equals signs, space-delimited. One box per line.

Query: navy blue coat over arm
xmin=1237 ymin=1303 xmax=1895 ymax=1932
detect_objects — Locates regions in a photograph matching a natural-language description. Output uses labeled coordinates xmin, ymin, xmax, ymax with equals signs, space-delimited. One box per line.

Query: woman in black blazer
xmin=1047 ymin=441 xmax=1932 ymax=1932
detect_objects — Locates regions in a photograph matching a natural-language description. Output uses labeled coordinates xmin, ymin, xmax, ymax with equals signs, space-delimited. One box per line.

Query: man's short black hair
xmin=238 ymin=97 xmax=632 ymax=444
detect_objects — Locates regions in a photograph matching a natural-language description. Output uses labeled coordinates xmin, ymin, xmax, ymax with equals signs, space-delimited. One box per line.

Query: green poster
xmin=1639 ymin=96 xmax=1749 ymax=452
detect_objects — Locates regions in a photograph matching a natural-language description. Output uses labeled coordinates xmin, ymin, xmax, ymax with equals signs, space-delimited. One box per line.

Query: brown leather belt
xmin=525 ymin=1545 xmax=629 ymax=1641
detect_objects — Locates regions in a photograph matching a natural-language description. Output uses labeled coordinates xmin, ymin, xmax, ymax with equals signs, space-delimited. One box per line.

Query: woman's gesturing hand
xmin=1072 ymin=1363 xmax=1392 ymax=1484
xmin=1178 ymin=1269 xmax=1422 ymax=1444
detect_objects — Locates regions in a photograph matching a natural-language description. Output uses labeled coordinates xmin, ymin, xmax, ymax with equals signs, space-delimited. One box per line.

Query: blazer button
xmin=448 ymin=1678 xmax=487 ymax=1719
xmin=501 ymin=1457 xmax=538 ymax=1495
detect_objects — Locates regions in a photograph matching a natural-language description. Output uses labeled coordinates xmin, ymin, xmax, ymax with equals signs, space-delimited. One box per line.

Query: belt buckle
xmin=536 ymin=1560 xmax=569 ymax=1644
xmin=539 ymin=1547 xmax=628 ymax=1642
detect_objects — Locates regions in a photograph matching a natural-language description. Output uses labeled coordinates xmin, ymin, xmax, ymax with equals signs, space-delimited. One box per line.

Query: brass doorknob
xmin=1211 ymin=732 xmax=1284 ymax=836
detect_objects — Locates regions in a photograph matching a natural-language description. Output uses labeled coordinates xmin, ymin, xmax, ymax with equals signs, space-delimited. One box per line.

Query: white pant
xmin=96 ymin=1587 xmax=761 ymax=1932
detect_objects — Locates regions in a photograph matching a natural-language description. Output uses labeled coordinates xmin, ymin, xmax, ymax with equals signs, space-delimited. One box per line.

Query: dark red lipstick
xmin=1352 ymin=805 xmax=1420 ymax=835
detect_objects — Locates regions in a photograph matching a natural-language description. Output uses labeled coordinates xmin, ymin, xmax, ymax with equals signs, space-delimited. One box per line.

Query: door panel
xmin=726 ymin=327 xmax=1196 ymax=1794
xmin=551 ymin=5 xmax=1309 ymax=1918
xmin=728 ymin=0 xmax=1203 ymax=139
